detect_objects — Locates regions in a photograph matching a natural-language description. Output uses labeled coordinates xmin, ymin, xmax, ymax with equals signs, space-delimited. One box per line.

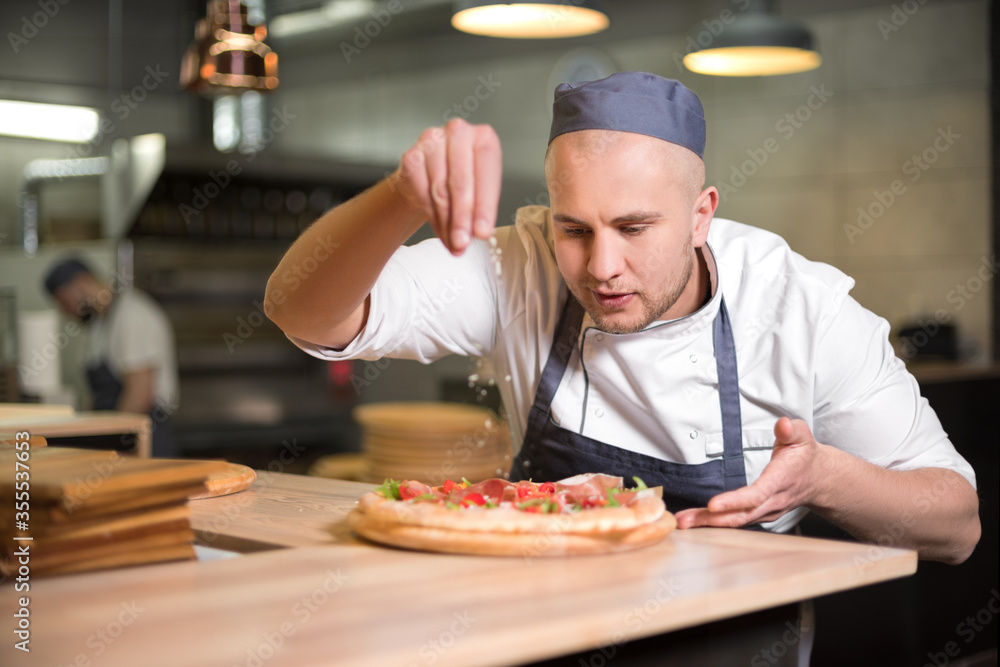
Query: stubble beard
xmin=569 ymin=239 xmax=695 ymax=335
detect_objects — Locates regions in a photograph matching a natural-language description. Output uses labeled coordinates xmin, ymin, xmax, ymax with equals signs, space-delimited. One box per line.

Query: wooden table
xmin=1 ymin=472 xmax=916 ymax=667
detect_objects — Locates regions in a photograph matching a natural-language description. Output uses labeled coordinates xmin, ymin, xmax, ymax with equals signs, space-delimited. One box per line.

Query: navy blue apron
xmin=510 ymin=292 xmax=749 ymax=513
xmin=86 ymin=360 xmax=124 ymax=411
xmin=85 ymin=303 xmax=177 ymax=458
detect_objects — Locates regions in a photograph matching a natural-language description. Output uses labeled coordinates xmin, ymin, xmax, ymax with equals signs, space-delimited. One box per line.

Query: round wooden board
xmin=188 ymin=462 xmax=257 ymax=500
xmin=354 ymin=402 xmax=500 ymax=435
xmin=347 ymin=510 xmax=676 ymax=557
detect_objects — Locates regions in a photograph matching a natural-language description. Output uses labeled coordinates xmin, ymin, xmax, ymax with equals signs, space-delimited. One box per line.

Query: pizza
xmin=347 ymin=473 xmax=676 ymax=556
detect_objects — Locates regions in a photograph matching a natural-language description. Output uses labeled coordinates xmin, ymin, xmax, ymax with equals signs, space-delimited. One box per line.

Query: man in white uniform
xmin=44 ymin=257 xmax=179 ymax=457
xmin=266 ymin=72 xmax=979 ymax=565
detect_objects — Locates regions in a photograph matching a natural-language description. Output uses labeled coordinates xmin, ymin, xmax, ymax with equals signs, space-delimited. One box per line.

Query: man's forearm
xmin=116 ymin=367 xmax=156 ymax=415
xmin=810 ymin=445 xmax=980 ymax=564
xmin=265 ymin=175 xmax=424 ymax=348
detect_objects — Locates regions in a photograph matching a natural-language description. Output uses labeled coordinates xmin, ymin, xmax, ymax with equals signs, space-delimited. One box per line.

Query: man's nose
xmin=587 ymin=230 xmax=625 ymax=283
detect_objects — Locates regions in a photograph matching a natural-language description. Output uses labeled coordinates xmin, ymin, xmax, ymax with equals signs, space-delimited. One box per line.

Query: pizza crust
xmin=348 ymin=510 xmax=677 ymax=557
xmin=355 ymin=491 xmax=666 ymax=534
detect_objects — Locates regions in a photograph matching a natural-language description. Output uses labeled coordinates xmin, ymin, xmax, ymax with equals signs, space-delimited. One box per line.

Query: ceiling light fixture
xmin=452 ymin=1 xmax=609 ymax=39
xmin=0 ymin=100 xmax=100 ymax=143
xmin=180 ymin=0 xmax=278 ymax=95
xmin=682 ymin=0 xmax=820 ymax=77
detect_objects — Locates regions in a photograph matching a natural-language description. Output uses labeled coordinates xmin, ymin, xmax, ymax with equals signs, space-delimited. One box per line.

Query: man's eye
xmin=561 ymin=227 xmax=587 ymax=237
xmin=620 ymin=226 xmax=646 ymax=235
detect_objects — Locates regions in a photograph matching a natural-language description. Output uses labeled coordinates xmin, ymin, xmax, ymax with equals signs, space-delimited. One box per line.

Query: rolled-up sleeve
xmin=812 ymin=296 xmax=977 ymax=489
xmin=288 ymin=235 xmax=500 ymax=364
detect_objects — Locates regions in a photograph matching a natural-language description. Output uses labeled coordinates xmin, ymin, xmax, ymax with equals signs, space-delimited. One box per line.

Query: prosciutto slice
xmin=554 ymin=473 xmax=624 ymax=505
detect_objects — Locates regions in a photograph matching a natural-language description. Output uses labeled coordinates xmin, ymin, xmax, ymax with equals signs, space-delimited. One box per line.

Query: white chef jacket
xmin=85 ymin=289 xmax=179 ymax=412
xmin=292 ymin=206 xmax=976 ymax=532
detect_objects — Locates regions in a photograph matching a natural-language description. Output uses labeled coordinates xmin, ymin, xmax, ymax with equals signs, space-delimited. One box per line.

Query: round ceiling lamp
xmin=682 ymin=1 xmax=821 ymax=77
xmin=452 ymin=1 xmax=610 ymax=39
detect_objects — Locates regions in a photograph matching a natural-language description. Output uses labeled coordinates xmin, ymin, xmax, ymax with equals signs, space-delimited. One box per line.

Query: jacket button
xmin=689 ymin=430 xmax=698 ymax=439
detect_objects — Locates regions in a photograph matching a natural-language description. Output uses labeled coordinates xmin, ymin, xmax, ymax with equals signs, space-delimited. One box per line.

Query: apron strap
xmin=527 ymin=292 xmax=585 ymax=428
xmin=715 ymin=296 xmax=749 ymax=491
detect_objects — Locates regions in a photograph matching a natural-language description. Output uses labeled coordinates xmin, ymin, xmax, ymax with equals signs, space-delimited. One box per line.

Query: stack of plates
xmin=353 ymin=402 xmax=511 ymax=485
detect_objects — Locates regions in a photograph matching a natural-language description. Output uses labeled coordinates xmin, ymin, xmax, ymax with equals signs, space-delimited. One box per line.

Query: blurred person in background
xmin=43 ymin=257 xmax=179 ymax=457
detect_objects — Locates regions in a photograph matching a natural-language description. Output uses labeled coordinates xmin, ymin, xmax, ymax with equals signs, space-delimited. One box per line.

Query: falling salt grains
xmin=487 ymin=235 xmax=503 ymax=277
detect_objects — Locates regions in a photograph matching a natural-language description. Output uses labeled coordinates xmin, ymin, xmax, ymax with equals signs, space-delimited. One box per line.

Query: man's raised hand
xmin=393 ymin=118 xmax=503 ymax=255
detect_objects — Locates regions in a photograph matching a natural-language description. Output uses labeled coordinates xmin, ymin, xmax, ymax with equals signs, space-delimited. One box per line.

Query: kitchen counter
xmin=1 ymin=472 xmax=917 ymax=667
xmin=0 ymin=404 xmax=152 ymax=456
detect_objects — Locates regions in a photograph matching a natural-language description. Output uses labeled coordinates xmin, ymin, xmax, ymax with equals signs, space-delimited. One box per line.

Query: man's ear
xmin=692 ymin=186 xmax=718 ymax=248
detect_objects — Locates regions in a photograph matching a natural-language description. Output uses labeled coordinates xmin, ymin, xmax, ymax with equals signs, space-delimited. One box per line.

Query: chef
xmin=266 ymin=72 xmax=979 ymax=565
xmin=43 ymin=257 xmax=179 ymax=457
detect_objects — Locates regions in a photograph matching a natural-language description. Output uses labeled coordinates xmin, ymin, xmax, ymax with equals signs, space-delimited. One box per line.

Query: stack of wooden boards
xmin=354 ymin=402 xmax=512 ymax=484
xmin=0 ymin=443 xmax=226 ymax=577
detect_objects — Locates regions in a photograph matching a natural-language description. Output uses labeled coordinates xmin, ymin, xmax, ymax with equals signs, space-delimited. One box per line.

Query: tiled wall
xmin=271 ymin=0 xmax=992 ymax=364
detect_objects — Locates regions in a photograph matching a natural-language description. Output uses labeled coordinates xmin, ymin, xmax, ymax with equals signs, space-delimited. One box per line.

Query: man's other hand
xmin=675 ymin=417 xmax=827 ymax=529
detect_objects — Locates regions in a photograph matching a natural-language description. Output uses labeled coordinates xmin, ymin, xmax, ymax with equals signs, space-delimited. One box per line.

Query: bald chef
xmin=266 ymin=72 xmax=979 ymax=565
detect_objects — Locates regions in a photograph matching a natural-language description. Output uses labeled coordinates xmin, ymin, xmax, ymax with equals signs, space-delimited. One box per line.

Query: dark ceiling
xmin=0 ymin=0 xmax=899 ymax=97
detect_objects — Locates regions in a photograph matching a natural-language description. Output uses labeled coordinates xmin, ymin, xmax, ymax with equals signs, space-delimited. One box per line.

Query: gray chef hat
xmin=548 ymin=72 xmax=706 ymax=159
